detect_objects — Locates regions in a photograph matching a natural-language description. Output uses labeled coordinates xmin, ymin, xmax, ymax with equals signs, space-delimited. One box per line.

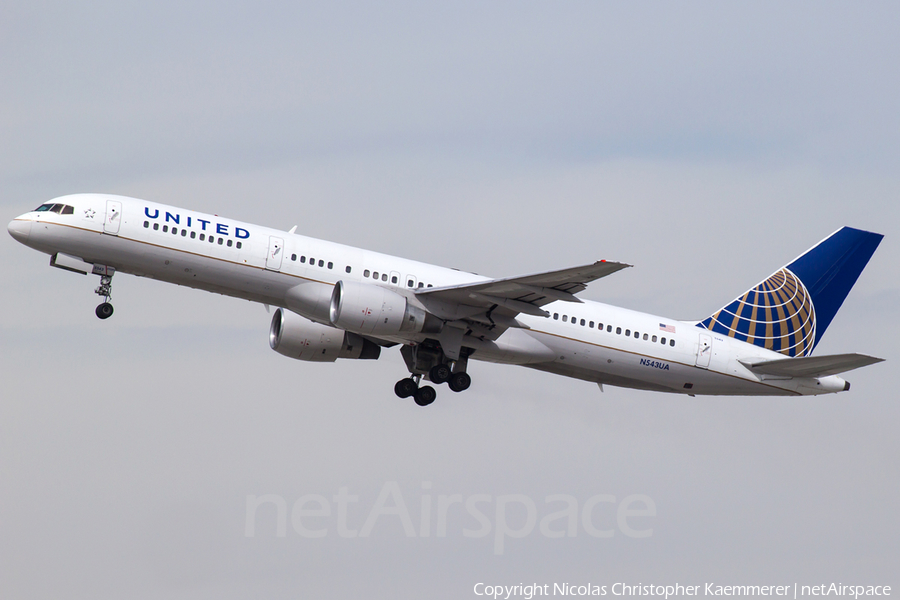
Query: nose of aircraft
xmin=8 ymin=217 xmax=32 ymax=243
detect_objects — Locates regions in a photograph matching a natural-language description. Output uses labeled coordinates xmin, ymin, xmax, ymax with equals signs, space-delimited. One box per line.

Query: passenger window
xmin=391 ymin=276 xmax=398 ymax=284
xmin=625 ymin=329 xmax=631 ymax=336
xmin=227 ymin=239 xmax=233 ymax=247
xmin=318 ymin=260 xmax=324 ymax=267
xmin=291 ymin=254 xmax=297 ymax=261
xmin=191 ymin=231 xmax=196 ymax=239
xmin=218 ymin=238 xmax=223 ymax=245
xmin=301 ymin=256 xmax=306 ymax=263
xmin=643 ymin=333 xmax=648 ymax=340
xmin=236 ymin=241 xmax=241 ymax=249
xmin=61 ymin=205 xmax=74 ymax=215
xmin=364 ymin=270 xmax=370 ymax=277
xmin=562 ymin=315 xmax=568 ymax=322
xmin=616 ymin=327 xmax=622 ymax=334
xmin=407 ymin=279 xmax=414 ymax=287
xmin=589 ymin=321 xmax=594 ymax=328
xmin=310 ymin=258 xmax=315 ymax=265
xmin=652 ymin=335 xmax=657 ymax=342
xmin=173 ymin=228 xmax=178 ymax=235
xmin=598 ymin=323 xmax=604 ymax=330
xmin=327 ymin=262 xmax=333 ymax=269
xmin=634 ymin=331 xmax=639 ymax=338
xmin=373 ymin=271 xmax=379 ymax=279
xmin=580 ymin=319 xmax=585 ymax=326
xmin=163 ymin=225 xmax=168 ymax=233
xmin=418 ymin=282 xmax=424 ymax=288
xmin=661 ymin=337 xmax=666 ymax=344
xmin=553 ymin=313 xmax=559 ymax=320
xmin=346 ymin=266 xmax=352 ymax=273
xmin=144 ymin=221 xmax=149 ymax=228
xmin=427 ymin=284 xmax=433 ymax=288
xmin=607 ymin=325 xmax=612 ymax=332
xmin=209 ymin=236 xmax=215 ymax=243
xmin=669 ymin=339 xmax=675 ymax=347
xmin=181 ymin=229 xmax=186 ymax=236
xmin=200 ymin=233 xmax=205 ymax=241
xmin=382 ymin=274 xmax=388 ymax=281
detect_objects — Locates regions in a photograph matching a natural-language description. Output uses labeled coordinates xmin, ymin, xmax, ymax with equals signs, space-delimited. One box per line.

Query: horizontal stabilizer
xmin=739 ymin=353 xmax=884 ymax=378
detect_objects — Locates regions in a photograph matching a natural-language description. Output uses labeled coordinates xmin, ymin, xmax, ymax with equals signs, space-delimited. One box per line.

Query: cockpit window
xmin=33 ymin=203 xmax=74 ymax=214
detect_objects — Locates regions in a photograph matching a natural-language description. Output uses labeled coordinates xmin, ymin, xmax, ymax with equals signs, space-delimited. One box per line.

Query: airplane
xmin=7 ymin=193 xmax=885 ymax=406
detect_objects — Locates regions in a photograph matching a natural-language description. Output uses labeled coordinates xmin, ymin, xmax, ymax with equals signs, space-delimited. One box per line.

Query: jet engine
xmin=269 ymin=308 xmax=381 ymax=362
xmin=329 ymin=280 xmax=442 ymax=336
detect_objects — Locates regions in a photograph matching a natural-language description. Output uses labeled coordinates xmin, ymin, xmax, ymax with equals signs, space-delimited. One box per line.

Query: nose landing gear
xmin=93 ymin=269 xmax=115 ymax=320
xmin=95 ymin=301 xmax=114 ymax=319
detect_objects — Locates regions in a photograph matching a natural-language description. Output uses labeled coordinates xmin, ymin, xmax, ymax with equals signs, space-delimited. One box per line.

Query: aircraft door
xmin=103 ymin=200 xmax=122 ymax=235
xmin=266 ymin=236 xmax=284 ymax=271
xmin=695 ymin=333 xmax=712 ymax=369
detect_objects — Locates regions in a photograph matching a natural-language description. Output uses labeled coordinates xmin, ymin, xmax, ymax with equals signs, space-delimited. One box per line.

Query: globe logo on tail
xmin=699 ymin=268 xmax=816 ymax=357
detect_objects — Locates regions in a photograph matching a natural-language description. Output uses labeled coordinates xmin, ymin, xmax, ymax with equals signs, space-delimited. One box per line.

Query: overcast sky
xmin=1 ymin=2 xmax=898 ymax=598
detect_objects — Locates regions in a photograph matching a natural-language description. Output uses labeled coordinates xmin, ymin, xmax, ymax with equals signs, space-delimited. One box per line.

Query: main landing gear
xmin=447 ymin=371 xmax=471 ymax=393
xmin=94 ymin=269 xmax=115 ymax=320
xmin=395 ymin=342 xmax=473 ymax=407
xmin=394 ymin=376 xmax=438 ymax=406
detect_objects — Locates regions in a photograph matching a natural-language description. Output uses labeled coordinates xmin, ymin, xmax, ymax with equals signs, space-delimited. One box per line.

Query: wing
xmin=739 ymin=353 xmax=884 ymax=378
xmin=413 ymin=260 xmax=630 ymax=359
xmin=416 ymin=260 xmax=630 ymax=317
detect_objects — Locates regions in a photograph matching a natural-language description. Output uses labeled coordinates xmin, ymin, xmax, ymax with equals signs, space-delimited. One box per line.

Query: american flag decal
xmin=659 ymin=323 xmax=676 ymax=333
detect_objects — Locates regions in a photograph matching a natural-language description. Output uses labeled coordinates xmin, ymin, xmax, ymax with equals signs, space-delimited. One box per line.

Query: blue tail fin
xmin=698 ymin=227 xmax=883 ymax=356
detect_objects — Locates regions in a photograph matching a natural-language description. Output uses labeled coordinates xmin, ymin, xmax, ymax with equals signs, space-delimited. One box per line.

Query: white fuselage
xmin=9 ymin=193 xmax=849 ymax=397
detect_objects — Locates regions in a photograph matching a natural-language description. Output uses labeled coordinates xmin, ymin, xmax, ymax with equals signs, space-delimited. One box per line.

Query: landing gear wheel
xmin=394 ymin=378 xmax=418 ymax=399
xmin=414 ymin=386 xmax=437 ymax=406
xmin=429 ymin=363 xmax=451 ymax=384
xmin=447 ymin=372 xmax=471 ymax=393
xmin=93 ymin=271 xmax=115 ymax=319
xmin=95 ymin=302 xmax=114 ymax=320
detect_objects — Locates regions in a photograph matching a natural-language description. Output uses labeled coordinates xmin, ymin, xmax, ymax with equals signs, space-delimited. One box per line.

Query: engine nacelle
xmin=329 ymin=280 xmax=443 ymax=336
xmin=283 ymin=281 xmax=333 ymax=323
xmin=269 ymin=308 xmax=381 ymax=362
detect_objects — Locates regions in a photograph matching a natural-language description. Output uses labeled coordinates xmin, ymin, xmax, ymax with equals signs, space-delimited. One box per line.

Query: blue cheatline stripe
xmin=786 ymin=226 xmax=883 ymax=349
